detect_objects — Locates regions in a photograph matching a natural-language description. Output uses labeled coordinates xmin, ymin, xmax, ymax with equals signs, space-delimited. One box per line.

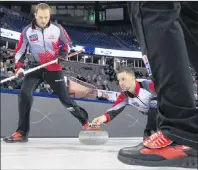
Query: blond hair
xmin=35 ymin=3 xmax=51 ymax=13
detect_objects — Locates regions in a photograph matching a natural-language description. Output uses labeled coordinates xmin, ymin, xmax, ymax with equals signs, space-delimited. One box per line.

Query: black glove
xmin=58 ymin=50 xmax=68 ymax=63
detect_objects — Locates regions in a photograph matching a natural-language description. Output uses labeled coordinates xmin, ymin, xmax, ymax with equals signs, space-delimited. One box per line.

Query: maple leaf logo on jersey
xmin=38 ymin=41 xmax=60 ymax=65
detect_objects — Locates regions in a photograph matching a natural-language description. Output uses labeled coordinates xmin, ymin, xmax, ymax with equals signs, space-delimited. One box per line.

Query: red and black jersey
xmin=15 ymin=19 xmax=72 ymax=71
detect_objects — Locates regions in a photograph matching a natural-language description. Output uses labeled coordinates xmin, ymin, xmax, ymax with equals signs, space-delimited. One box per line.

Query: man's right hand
xmin=92 ymin=115 xmax=108 ymax=126
xmin=15 ymin=68 xmax=25 ymax=78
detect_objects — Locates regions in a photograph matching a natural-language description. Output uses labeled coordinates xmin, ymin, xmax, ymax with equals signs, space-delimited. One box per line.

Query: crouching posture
xmin=92 ymin=67 xmax=158 ymax=139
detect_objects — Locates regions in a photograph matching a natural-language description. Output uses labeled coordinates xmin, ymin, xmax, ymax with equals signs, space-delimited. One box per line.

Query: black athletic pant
xmin=16 ymin=69 xmax=88 ymax=134
xmin=128 ymin=2 xmax=198 ymax=149
xmin=145 ymin=108 xmax=157 ymax=131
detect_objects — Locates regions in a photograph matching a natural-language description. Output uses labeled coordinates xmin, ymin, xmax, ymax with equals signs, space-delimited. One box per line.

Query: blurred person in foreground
xmin=116 ymin=2 xmax=198 ymax=168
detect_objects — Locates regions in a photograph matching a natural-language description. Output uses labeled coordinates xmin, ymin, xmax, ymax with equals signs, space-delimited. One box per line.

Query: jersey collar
xmin=31 ymin=19 xmax=51 ymax=30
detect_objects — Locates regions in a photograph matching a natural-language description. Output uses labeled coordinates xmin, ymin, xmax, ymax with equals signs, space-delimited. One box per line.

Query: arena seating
xmin=0 ymin=6 xmax=139 ymax=50
xmin=1 ymin=6 xmax=196 ymax=103
xmin=0 ymin=47 xmax=149 ymax=93
xmin=64 ymin=26 xmax=126 ymax=49
xmin=1 ymin=14 xmax=135 ymax=50
xmin=1 ymin=14 xmax=29 ymax=32
xmin=109 ymin=25 xmax=140 ymax=50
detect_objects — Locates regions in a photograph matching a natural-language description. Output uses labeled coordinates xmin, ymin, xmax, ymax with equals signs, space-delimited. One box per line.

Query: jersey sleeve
xmin=142 ymin=80 xmax=157 ymax=109
xmin=58 ymin=24 xmax=72 ymax=59
xmin=59 ymin=25 xmax=72 ymax=45
xmin=141 ymin=80 xmax=156 ymax=94
xmin=103 ymin=93 xmax=127 ymax=123
xmin=15 ymin=28 xmax=29 ymax=68
xmin=148 ymin=81 xmax=155 ymax=93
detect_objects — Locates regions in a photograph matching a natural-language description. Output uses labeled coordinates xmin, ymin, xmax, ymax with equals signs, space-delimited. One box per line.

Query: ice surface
xmin=1 ymin=138 xmax=194 ymax=170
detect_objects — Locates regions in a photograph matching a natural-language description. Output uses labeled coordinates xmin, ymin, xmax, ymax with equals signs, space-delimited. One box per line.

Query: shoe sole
xmin=118 ymin=154 xmax=197 ymax=169
xmin=3 ymin=139 xmax=28 ymax=143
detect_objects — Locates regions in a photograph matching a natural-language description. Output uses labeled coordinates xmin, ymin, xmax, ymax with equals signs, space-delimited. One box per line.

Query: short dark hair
xmin=116 ymin=67 xmax=135 ymax=77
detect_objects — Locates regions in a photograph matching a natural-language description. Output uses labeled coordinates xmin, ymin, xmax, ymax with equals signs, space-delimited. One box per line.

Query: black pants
xmin=16 ymin=69 xmax=88 ymax=134
xmin=128 ymin=2 xmax=198 ymax=149
xmin=145 ymin=108 xmax=157 ymax=131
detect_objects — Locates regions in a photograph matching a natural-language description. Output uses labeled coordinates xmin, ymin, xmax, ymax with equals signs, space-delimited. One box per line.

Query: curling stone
xmin=79 ymin=125 xmax=109 ymax=145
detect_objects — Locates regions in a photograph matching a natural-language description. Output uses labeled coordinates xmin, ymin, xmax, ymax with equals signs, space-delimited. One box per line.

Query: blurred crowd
xmin=1 ymin=46 xmax=197 ymax=106
xmin=0 ymin=46 xmax=52 ymax=92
